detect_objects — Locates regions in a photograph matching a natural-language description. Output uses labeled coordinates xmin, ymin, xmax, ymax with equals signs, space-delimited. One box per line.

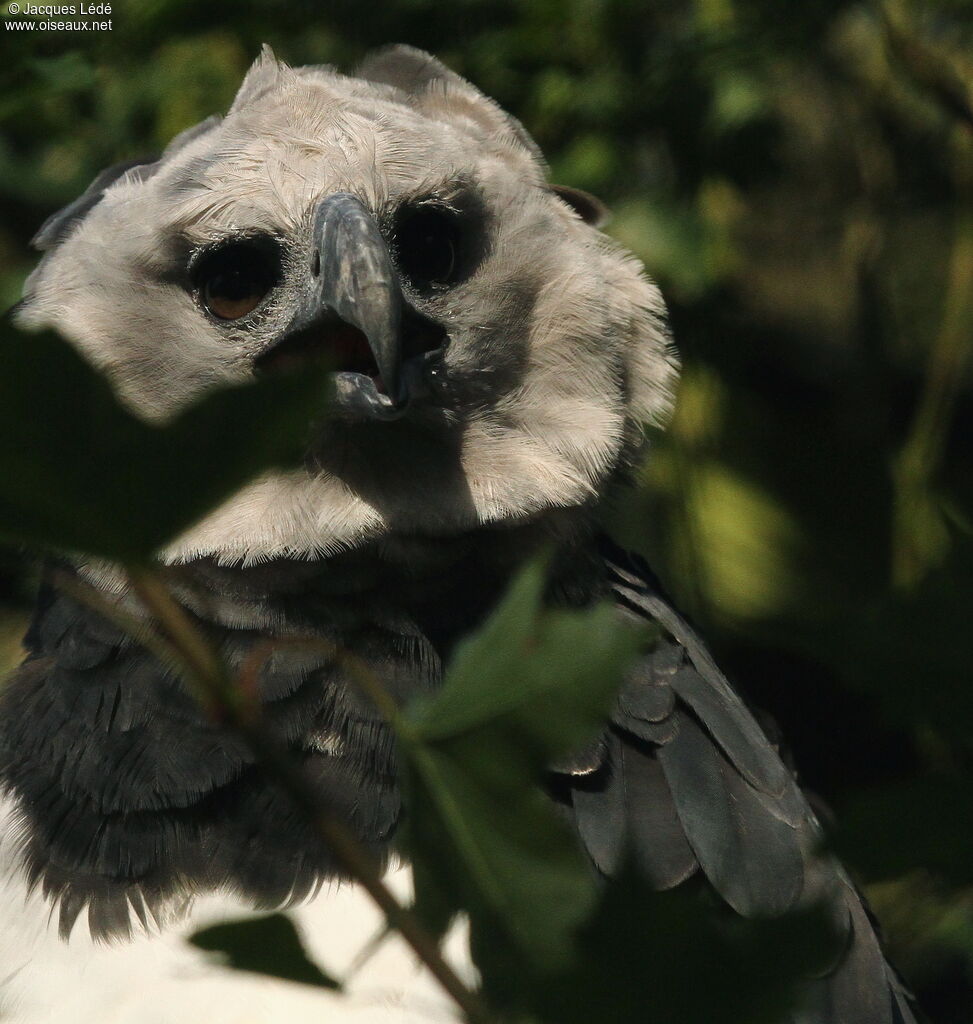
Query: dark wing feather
xmin=570 ymin=744 xmax=625 ymax=876
xmin=550 ymin=733 xmax=607 ymax=776
xmin=657 ymin=711 xmax=804 ymax=916
xmin=614 ymin=582 xmax=790 ymax=799
xmin=570 ymin=732 xmax=698 ymax=888
xmin=797 ymin=885 xmax=898 ymax=1024
xmin=617 ymin=656 xmax=676 ymax=721
xmin=550 ymin=544 xmax=918 ymax=1024
xmin=617 ymin=735 xmax=697 ymax=889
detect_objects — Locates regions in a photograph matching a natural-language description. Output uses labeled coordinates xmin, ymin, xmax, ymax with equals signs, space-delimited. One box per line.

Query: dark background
xmin=1 ymin=1 xmax=971 ymax=1018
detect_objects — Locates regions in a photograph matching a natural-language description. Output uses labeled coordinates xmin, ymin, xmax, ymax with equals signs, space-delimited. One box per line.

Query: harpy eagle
xmin=0 ymin=46 xmax=916 ymax=1024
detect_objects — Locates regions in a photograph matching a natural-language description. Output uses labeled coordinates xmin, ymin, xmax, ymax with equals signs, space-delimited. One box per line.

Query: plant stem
xmin=127 ymin=569 xmax=490 ymax=1024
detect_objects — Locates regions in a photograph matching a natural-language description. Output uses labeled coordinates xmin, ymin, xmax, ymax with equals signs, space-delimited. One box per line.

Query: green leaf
xmin=408 ymin=562 xmax=656 ymax=746
xmin=400 ymin=560 xmax=649 ymax=975
xmin=189 ymin=913 xmax=340 ymax=990
xmin=0 ymin=324 xmax=332 ymax=562
xmin=406 ymin=742 xmax=594 ymax=971
xmin=523 ymin=863 xmax=838 ymax=1024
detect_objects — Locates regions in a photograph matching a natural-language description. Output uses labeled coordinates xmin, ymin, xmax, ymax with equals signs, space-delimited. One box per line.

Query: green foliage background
xmin=1 ymin=0 xmax=972 ymax=1019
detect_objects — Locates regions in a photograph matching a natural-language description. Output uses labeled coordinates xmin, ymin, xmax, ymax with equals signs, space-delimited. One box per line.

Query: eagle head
xmin=18 ymin=46 xmax=677 ymax=566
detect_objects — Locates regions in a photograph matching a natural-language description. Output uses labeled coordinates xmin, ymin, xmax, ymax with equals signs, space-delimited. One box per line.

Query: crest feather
xmin=358 ymin=45 xmax=546 ymax=170
xmin=228 ymin=44 xmax=287 ymax=115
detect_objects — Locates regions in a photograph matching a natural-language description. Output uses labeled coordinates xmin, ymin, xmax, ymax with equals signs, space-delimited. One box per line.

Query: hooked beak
xmin=255 ymin=193 xmax=446 ymax=422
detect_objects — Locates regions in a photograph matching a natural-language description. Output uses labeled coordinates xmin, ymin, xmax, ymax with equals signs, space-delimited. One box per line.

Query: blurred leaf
xmin=609 ymin=197 xmax=718 ymax=298
xmin=841 ymin=539 xmax=973 ymax=740
xmin=868 ymin=873 xmax=973 ymax=980
xmin=0 ymin=324 xmax=332 ymax=562
xmin=190 ymin=914 xmax=340 ymax=989
xmin=149 ymin=34 xmax=248 ymax=143
xmin=836 ymin=773 xmax=973 ymax=886
xmin=0 ymin=611 xmax=27 ymax=683
xmin=28 ymin=54 xmax=97 ymax=92
xmin=400 ymin=561 xmax=648 ymax=975
xmin=516 ymin=863 xmax=838 ymax=1024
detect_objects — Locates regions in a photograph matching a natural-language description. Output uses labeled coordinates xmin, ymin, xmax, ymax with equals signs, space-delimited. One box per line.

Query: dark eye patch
xmin=191 ymin=236 xmax=283 ymax=322
xmin=390 ymin=202 xmax=479 ymax=292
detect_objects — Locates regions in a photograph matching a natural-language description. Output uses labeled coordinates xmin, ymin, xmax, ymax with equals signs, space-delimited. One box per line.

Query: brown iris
xmin=193 ymin=238 xmax=282 ymax=322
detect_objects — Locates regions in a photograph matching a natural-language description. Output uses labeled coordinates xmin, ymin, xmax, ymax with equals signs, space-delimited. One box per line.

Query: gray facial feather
xmin=18 ymin=46 xmax=678 ymax=566
xmin=30 ymin=158 xmax=158 ymax=253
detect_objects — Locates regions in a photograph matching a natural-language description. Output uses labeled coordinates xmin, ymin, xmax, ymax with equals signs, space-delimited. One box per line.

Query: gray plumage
xmin=2 ymin=45 xmax=916 ymax=1024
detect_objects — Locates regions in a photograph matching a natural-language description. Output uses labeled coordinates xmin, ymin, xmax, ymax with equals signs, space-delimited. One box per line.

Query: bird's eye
xmin=391 ymin=205 xmax=464 ymax=290
xmin=193 ymin=239 xmax=282 ymax=322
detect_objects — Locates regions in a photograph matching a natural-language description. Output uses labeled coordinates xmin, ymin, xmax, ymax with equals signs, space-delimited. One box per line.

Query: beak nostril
xmin=311 ymin=251 xmax=321 ymax=278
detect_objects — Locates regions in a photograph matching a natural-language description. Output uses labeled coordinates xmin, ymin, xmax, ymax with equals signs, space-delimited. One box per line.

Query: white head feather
xmin=19 ymin=46 xmax=678 ymax=566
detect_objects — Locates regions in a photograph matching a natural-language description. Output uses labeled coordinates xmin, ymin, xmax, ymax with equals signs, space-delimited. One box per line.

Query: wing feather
xmin=657 ymin=712 xmax=805 ymax=916
xmin=618 ymin=735 xmax=698 ymax=889
xmin=550 ymin=542 xmax=920 ymax=1023
xmin=796 ymin=887 xmax=895 ymax=1024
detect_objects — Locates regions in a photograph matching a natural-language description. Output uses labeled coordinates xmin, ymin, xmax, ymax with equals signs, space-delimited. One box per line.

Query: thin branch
xmin=877 ymin=1 xmax=973 ymax=131
xmin=52 ymin=570 xmax=184 ymax=672
xmin=233 ymin=632 xmax=406 ymax=731
xmin=126 ymin=569 xmax=490 ymax=1024
xmin=128 ymin=571 xmax=233 ymax=717
xmin=892 ymin=136 xmax=973 ymax=587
